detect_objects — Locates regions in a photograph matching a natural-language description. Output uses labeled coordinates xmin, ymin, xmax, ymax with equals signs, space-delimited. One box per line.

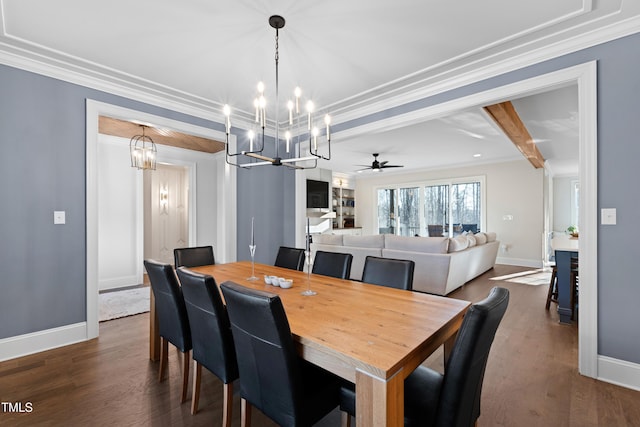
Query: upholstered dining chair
xmin=311 ymin=250 xmax=353 ymax=279
xmin=274 ymin=246 xmax=306 ymax=271
xmin=144 ymin=259 xmax=192 ymax=403
xmin=174 ymin=245 xmax=215 ymax=268
xmin=220 ymin=281 xmax=340 ymax=427
xmin=361 ymin=255 xmax=415 ymax=290
xmin=339 ymin=286 xmax=509 ymax=427
xmin=176 ymin=268 xmax=239 ymax=422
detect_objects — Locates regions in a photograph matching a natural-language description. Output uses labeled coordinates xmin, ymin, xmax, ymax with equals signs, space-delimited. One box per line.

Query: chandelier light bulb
xmin=257 ymin=81 xmax=265 ymax=93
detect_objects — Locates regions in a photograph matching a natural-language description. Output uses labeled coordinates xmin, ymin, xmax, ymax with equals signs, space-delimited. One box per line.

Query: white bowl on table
xmin=264 ymin=275 xmax=278 ymax=285
xmin=279 ymin=278 xmax=293 ymax=289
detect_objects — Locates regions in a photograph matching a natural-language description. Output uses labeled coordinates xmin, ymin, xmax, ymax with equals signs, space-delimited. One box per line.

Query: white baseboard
xmin=0 ymin=323 xmax=88 ymax=362
xmin=496 ymin=257 xmax=542 ymax=268
xmin=597 ymin=355 xmax=640 ymax=392
xmin=99 ymin=274 xmax=140 ymax=291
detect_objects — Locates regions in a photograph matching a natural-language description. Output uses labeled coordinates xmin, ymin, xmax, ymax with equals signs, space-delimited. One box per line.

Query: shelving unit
xmin=332 ymin=186 xmax=356 ymax=229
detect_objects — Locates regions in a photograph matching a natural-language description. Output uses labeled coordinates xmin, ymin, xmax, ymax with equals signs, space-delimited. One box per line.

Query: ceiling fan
xmin=357 ymin=153 xmax=404 ymax=172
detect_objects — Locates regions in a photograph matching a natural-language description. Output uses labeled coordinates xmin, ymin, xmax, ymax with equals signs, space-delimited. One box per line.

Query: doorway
xmin=144 ymin=163 xmax=190 ymax=265
xmin=87 ymin=100 xmax=237 ymax=340
xmin=96 ymin=139 xmax=192 ymax=321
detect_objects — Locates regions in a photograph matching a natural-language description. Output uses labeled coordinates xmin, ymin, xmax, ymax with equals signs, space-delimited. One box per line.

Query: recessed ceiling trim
xmin=0 ymin=3 xmax=637 ymax=131
xmin=330 ymin=8 xmax=638 ymax=126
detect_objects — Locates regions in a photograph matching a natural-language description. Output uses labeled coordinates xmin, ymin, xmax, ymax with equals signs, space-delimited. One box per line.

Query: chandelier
xmin=129 ymin=125 xmax=157 ymax=170
xmin=224 ymin=15 xmax=331 ymax=169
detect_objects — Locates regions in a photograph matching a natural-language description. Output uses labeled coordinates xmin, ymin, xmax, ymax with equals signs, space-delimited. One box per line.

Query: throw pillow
xmin=474 ymin=232 xmax=487 ymax=245
xmin=466 ymin=233 xmax=477 ymax=247
xmin=448 ymin=235 xmax=469 ymax=252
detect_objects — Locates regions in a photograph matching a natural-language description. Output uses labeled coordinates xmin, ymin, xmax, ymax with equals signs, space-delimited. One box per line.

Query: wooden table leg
xmin=149 ymin=290 xmax=160 ymax=361
xmin=355 ymin=369 xmax=403 ymax=426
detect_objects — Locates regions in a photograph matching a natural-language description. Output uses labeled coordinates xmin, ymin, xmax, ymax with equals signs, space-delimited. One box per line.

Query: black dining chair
xmin=339 ymin=286 xmax=509 ymax=427
xmin=144 ymin=259 xmax=192 ymax=403
xmin=312 ymin=250 xmax=353 ymax=279
xmin=176 ymin=268 xmax=239 ymax=422
xmin=220 ymin=281 xmax=340 ymax=427
xmin=361 ymin=255 xmax=415 ymax=290
xmin=174 ymin=245 xmax=215 ymax=268
xmin=274 ymin=246 xmax=306 ymax=271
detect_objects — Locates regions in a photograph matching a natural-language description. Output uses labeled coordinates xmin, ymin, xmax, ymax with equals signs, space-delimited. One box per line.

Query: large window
xmin=398 ymin=187 xmax=420 ymax=236
xmin=377 ymin=177 xmax=485 ymax=237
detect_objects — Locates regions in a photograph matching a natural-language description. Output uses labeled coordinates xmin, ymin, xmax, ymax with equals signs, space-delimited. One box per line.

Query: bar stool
xmin=545 ymin=259 xmax=578 ymax=319
xmin=545 ymin=266 xmax=558 ymax=309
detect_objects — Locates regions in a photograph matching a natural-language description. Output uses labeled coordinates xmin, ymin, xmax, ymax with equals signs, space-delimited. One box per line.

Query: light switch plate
xmin=601 ymin=208 xmax=616 ymax=225
xmin=54 ymin=211 xmax=66 ymax=225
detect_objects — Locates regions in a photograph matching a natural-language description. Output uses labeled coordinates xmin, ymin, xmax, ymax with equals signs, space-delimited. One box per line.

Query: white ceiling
xmin=1 ymin=0 xmax=636 ymax=176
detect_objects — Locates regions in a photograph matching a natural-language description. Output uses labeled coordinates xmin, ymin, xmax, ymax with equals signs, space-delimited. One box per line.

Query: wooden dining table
xmin=149 ymin=261 xmax=470 ymax=426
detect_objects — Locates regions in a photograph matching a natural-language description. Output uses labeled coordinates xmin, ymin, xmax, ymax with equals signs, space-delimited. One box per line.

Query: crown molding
xmin=1 ymin=4 xmax=638 ymax=130
xmin=330 ymin=10 xmax=640 ymax=127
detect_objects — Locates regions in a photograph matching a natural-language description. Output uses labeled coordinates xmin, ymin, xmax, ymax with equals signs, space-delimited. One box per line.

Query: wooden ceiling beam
xmin=483 ymin=101 xmax=545 ymax=169
xmin=98 ymin=116 xmax=225 ymax=154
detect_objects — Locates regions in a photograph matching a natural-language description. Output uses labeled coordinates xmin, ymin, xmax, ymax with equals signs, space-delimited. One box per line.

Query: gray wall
xmin=2 ymin=30 xmax=640 ymax=364
xmin=0 ymin=64 xmax=223 ymax=338
xmin=341 ymin=32 xmax=640 ymax=364
xmin=235 ymin=153 xmax=289 ymax=266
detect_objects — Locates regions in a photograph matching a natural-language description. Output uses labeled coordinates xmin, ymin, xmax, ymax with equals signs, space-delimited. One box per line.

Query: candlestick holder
xmin=301 ymin=250 xmax=316 ymax=296
xmin=247 ymin=244 xmax=258 ymax=281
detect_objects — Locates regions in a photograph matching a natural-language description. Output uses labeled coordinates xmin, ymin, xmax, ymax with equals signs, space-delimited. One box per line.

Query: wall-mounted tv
xmin=306 ymin=179 xmax=329 ymax=208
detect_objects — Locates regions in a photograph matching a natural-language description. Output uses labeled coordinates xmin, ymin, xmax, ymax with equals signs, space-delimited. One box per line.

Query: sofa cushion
xmin=448 ymin=235 xmax=469 ymax=252
xmin=384 ymin=235 xmax=449 ymax=254
xmin=474 ymin=232 xmax=487 ymax=245
xmin=343 ymin=234 xmax=384 ymax=248
xmin=466 ymin=233 xmax=477 ymax=247
xmin=314 ymin=234 xmax=343 ymax=245
xmin=485 ymin=231 xmax=497 ymax=242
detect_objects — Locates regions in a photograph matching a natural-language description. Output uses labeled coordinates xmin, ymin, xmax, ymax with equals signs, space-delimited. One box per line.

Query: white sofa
xmin=310 ymin=232 xmax=499 ymax=295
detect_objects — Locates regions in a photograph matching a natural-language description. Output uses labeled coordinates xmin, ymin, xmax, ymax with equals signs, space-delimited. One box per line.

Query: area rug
xmin=490 ymin=269 xmax=552 ymax=286
xmin=99 ymin=287 xmax=150 ymax=321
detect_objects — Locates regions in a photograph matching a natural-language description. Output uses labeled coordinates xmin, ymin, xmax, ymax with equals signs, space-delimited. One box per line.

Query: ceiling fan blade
xmin=381 ymin=164 xmax=403 ymax=168
xmin=379 ymin=160 xmax=389 ymax=167
xmin=356 ymin=164 xmax=373 ymax=168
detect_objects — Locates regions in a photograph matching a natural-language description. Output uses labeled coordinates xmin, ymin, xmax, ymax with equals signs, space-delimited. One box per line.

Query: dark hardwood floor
xmin=1 ymin=264 xmax=639 ymax=426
